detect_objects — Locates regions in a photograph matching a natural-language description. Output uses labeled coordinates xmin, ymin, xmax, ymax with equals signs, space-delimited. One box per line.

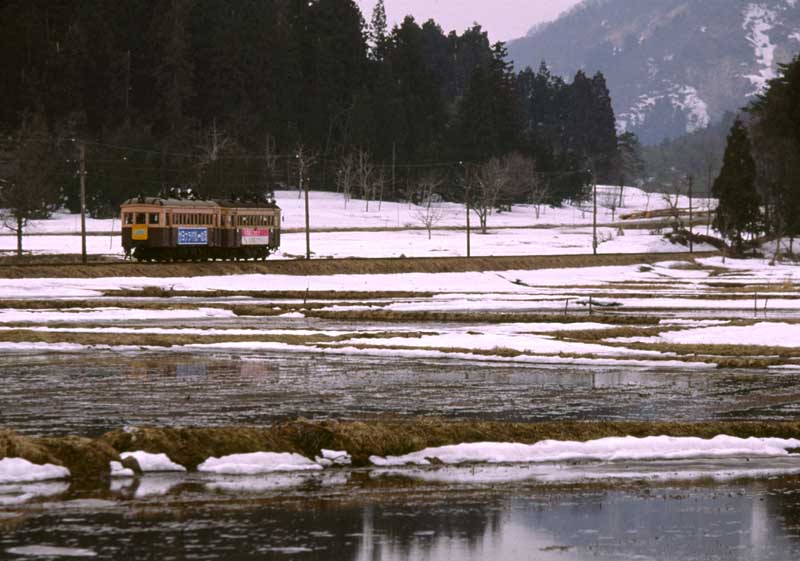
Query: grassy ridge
xmin=4 ymin=419 xmax=800 ymax=480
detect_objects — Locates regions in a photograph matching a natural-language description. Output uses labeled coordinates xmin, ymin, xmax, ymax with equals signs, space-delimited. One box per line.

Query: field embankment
xmin=0 ymin=251 xmax=716 ymax=279
xmin=5 ymin=419 xmax=800 ymax=480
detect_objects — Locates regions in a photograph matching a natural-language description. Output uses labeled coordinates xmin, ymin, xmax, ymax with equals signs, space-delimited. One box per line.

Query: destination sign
xmin=241 ymin=228 xmax=270 ymax=246
xmin=177 ymin=227 xmax=208 ymax=245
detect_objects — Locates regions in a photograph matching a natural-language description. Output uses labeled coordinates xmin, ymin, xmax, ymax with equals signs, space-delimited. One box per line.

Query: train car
xmin=121 ymin=195 xmax=281 ymax=261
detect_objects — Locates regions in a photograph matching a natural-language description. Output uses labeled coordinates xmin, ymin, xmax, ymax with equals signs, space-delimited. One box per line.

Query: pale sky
xmin=355 ymin=0 xmax=583 ymax=42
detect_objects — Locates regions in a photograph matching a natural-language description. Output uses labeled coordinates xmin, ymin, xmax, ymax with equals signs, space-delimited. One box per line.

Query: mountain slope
xmin=508 ymin=0 xmax=800 ymax=144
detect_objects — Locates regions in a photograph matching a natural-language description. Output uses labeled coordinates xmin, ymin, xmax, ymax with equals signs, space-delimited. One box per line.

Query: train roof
xmin=121 ymin=197 xmax=279 ymax=210
xmin=121 ymin=197 xmax=219 ymax=208
xmin=214 ymin=199 xmax=279 ymax=209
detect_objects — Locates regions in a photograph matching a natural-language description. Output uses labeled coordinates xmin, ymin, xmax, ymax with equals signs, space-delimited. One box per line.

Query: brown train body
xmin=120 ymin=196 xmax=281 ymax=261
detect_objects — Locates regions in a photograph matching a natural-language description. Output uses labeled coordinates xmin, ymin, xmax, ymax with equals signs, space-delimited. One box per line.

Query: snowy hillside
xmin=507 ymin=0 xmax=800 ymax=144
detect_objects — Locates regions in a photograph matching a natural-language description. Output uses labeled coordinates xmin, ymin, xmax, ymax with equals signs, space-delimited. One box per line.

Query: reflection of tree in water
xmin=353 ymin=493 xmax=504 ymax=560
xmin=125 ymin=356 xmax=281 ymax=383
xmin=765 ymin=476 xmax=800 ymax=540
xmin=511 ymin=480 xmax=800 ymax=560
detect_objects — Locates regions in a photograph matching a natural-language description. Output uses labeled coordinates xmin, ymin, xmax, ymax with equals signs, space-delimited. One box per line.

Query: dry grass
xmin=0 ymin=299 xmax=206 ymax=311
xmin=302 ymin=310 xmax=661 ymax=325
xmin=0 ymin=429 xmax=118 ymax=480
xmin=5 ymin=419 xmax=800 ymax=480
xmin=0 ymin=252 xmax=715 ymax=279
xmin=0 ymin=329 xmax=428 ymax=348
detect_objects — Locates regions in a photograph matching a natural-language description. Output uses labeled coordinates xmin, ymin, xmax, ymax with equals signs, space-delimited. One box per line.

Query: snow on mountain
xmin=508 ymin=0 xmax=800 ymax=144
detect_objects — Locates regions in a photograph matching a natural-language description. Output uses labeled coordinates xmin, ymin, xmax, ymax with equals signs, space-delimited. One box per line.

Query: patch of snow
xmin=619 ymin=322 xmax=800 ymax=348
xmin=370 ymin=435 xmax=800 ymax=467
xmin=120 ymin=451 xmax=186 ymax=473
xmin=0 ymin=307 xmax=235 ymax=324
xmin=0 ymin=458 xmax=70 ymax=484
xmin=314 ymin=450 xmax=352 ymax=467
xmin=742 ymin=3 xmax=779 ymax=94
xmin=6 ymin=546 xmax=97 ymax=558
xmin=618 ymin=84 xmax=709 ymax=134
xmin=278 ymin=312 xmax=306 ymax=318
xmin=109 ymin=461 xmax=134 ymax=478
xmin=197 ymin=452 xmax=322 ymax=474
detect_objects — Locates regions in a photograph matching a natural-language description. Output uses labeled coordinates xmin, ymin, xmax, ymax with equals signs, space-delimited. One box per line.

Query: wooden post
xmin=687 ymin=174 xmax=694 ymax=254
xmin=466 ymin=189 xmax=471 ymax=258
xmin=79 ymin=143 xmax=87 ymax=264
xmin=592 ymin=172 xmax=598 ymax=256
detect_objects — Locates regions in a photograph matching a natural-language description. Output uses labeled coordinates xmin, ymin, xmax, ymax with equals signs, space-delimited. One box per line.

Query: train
xmin=121 ymin=193 xmax=281 ymax=261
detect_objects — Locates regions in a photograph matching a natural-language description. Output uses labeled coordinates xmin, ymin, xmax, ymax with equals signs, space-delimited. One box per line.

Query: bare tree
xmin=529 ymin=180 xmax=550 ymax=220
xmin=662 ymin=183 xmax=683 ymax=233
xmin=373 ymin=170 xmax=386 ymax=212
xmin=355 ymin=149 xmax=375 ymax=212
xmin=412 ymin=173 xmax=446 ymax=239
xmin=599 ymin=187 xmax=620 ymax=222
xmin=473 ymin=157 xmax=509 ymax=233
xmin=0 ymin=113 xmax=56 ymax=257
xmin=501 ymin=153 xmax=550 ymax=219
xmin=336 ymin=152 xmax=356 ymax=207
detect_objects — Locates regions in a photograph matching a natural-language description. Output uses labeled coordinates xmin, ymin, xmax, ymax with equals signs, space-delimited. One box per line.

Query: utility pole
xmin=79 ymin=143 xmax=87 ymax=264
xmin=302 ymin=160 xmax=310 ymax=260
xmin=687 ymin=174 xmax=694 ymax=254
xmin=391 ymin=141 xmax=396 ymax=199
xmin=296 ymin=145 xmax=317 ymax=260
xmin=592 ymin=170 xmax=598 ymax=256
xmin=461 ymin=162 xmax=471 ymax=258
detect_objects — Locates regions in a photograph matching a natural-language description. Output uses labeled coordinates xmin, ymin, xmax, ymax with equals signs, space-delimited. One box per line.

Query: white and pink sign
xmin=241 ymin=228 xmax=270 ymax=246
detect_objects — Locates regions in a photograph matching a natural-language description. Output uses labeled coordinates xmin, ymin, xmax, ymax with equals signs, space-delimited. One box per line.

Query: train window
xmin=124 ymin=213 xmax=133 ymax=225
xmin=136 ymin=213 xmax=146 ymax=225
xmin=149 ymin=213 xmax=160 ymax=225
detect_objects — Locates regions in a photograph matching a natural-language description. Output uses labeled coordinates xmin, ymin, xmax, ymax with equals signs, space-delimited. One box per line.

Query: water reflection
xmin=4 ymin=476 xmax=800 ymax=560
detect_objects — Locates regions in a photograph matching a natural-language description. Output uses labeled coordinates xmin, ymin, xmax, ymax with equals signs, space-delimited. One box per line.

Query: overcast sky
xmin=355 ymin=0 xmax=583 ymax=42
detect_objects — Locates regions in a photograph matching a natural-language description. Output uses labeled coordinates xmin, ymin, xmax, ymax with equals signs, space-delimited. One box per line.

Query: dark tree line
xmin=712 ymin=54 xmax=800 ymax=256
xmin=0 ymin=0 xmax=623 ymax=218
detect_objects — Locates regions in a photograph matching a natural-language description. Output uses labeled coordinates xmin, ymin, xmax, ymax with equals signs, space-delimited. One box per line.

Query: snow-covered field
xmin=0 ymin=254 xmax=798 ymax=369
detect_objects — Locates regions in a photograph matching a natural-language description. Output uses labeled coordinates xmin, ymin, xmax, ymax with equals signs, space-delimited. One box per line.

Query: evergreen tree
xmin=749 ymin=55 xmax=800 ymax=252
xmin=150 ymin=0 xmax=194 ymax=136
xmin=713 ymin=118 xmax=762 ymax=253
xmin=369 ymin=0 xmax=388 ymax=62
xmin=452 ymin=42 xmax=522 ymax=163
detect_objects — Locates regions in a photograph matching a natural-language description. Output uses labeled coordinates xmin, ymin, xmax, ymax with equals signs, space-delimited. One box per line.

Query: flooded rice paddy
xmin=2 ymin=281 xmax=800 ymax=559
xmin=2 ymin=352 xmax=800 ymax=437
